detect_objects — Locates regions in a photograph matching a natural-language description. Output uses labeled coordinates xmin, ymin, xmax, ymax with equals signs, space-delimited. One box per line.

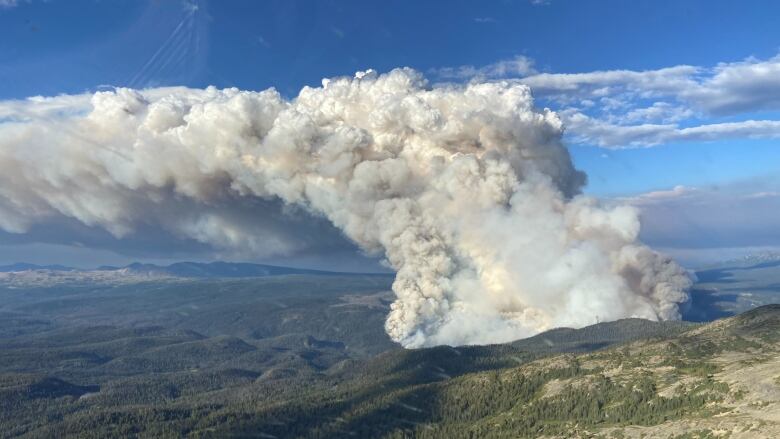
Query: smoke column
xmin=0 ymin=69 xmax=692 ymax=347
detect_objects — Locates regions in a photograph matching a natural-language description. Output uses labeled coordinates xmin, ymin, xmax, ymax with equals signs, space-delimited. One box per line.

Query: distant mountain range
xmin=0 ymin=261 xmax=387 ymax=278
xmin=705 ymin=251 xmax=780 ymax=269
xmin=0 ymin=262 xmax=77 ymax=272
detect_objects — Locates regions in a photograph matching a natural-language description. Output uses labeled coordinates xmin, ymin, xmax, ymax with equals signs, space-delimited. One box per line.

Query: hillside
xmin=0 ymin=316 xmax=698 ymax=438
xmin=185 ymin=305 xmax=779 ymax=439
xmin=0 ymin=271 xmax=779 ymax=438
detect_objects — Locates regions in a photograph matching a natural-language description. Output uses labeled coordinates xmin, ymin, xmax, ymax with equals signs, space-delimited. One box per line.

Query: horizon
xmin=4 ymin=248 xmax=780 ymax=273
xmin=3 ymin=4 xmax=780 ymax=434
xmin=0 ymin=259 xmax=396 ymax=274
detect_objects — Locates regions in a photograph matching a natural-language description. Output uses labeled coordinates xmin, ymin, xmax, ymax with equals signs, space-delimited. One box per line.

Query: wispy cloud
xmin=521 ymin=55 xmax=780 ymax=116
xmin=562 ymin=113 xmax=780 ymax=148
xmin=330 ymin=26 xmax=345 ymax=39
xmin=474 ymin=17 xmax=497 ymax=24
xmin=619 ymin=185 xmax=698 ymax=204
xmin=0 ymin=0 xmax=21 ymax=8
xmin=431 ymin=55 xmax=537 ymax=81
xmin=182 ymin=0 xmax=199 ymax=13
xmin=256 ymin=35 xmax=271 ymax=48
xmin=434 ymin=53 xmax=780 ymax=148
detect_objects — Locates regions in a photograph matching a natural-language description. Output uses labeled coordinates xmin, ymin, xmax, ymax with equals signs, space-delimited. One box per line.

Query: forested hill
xmin=211 ymin=305 xmax=780 ymax=438
xmin=1 ymin=272 xmax=779 ymax=438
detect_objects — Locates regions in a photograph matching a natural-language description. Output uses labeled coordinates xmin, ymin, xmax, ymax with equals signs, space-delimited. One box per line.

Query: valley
xmin=0 ymin=264 xmax=778 ymax=438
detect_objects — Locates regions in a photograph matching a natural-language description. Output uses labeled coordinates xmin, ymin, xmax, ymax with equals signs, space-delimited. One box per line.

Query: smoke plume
xmin=0 ymin=69 xmax=692 ymax=347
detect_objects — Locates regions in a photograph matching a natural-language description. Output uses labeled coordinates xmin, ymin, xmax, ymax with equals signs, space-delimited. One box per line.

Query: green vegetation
xmin=0 ymin=277 xmax=778 ymax=438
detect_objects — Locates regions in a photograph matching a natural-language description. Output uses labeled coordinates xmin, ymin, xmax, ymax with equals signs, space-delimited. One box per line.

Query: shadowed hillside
xmin=211 ymin=305 xmax=780 ymax=439
xmin=1 ymin=273 xmax=778 ymax=438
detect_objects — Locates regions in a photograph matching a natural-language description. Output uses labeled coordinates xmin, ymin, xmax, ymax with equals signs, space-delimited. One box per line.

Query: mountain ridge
xmin=0 ymin=261 xmax=391 ymax=278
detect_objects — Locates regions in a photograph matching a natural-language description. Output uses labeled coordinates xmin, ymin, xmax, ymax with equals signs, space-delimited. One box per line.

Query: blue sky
xmin=1 ymin=0 xmax=779 ymax=267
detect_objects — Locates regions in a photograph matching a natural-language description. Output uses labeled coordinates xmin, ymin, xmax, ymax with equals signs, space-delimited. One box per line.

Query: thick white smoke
xmin=0 ymin=69 xmax=692 ymax=347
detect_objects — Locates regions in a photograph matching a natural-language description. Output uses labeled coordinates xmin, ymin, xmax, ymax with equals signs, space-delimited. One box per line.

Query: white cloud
xmin=521 ymin=55 xmax=780 ymax=117
xmin=684 ymin=56 xmax=780 ymax=114
xmin=620 ymin=185 xmax=698 ymax=204
xmin=439 ymin=53 xmax=780 ymax=148
xmin=431 ymin=55 xmax=537 ymax=81
xmin=615 ymin=102 xmax=694 ymax=125
xmin=562 ymin=112 xmax=780 ymax=148
xmin=521 ymin=65 xmax=699 ymax=98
